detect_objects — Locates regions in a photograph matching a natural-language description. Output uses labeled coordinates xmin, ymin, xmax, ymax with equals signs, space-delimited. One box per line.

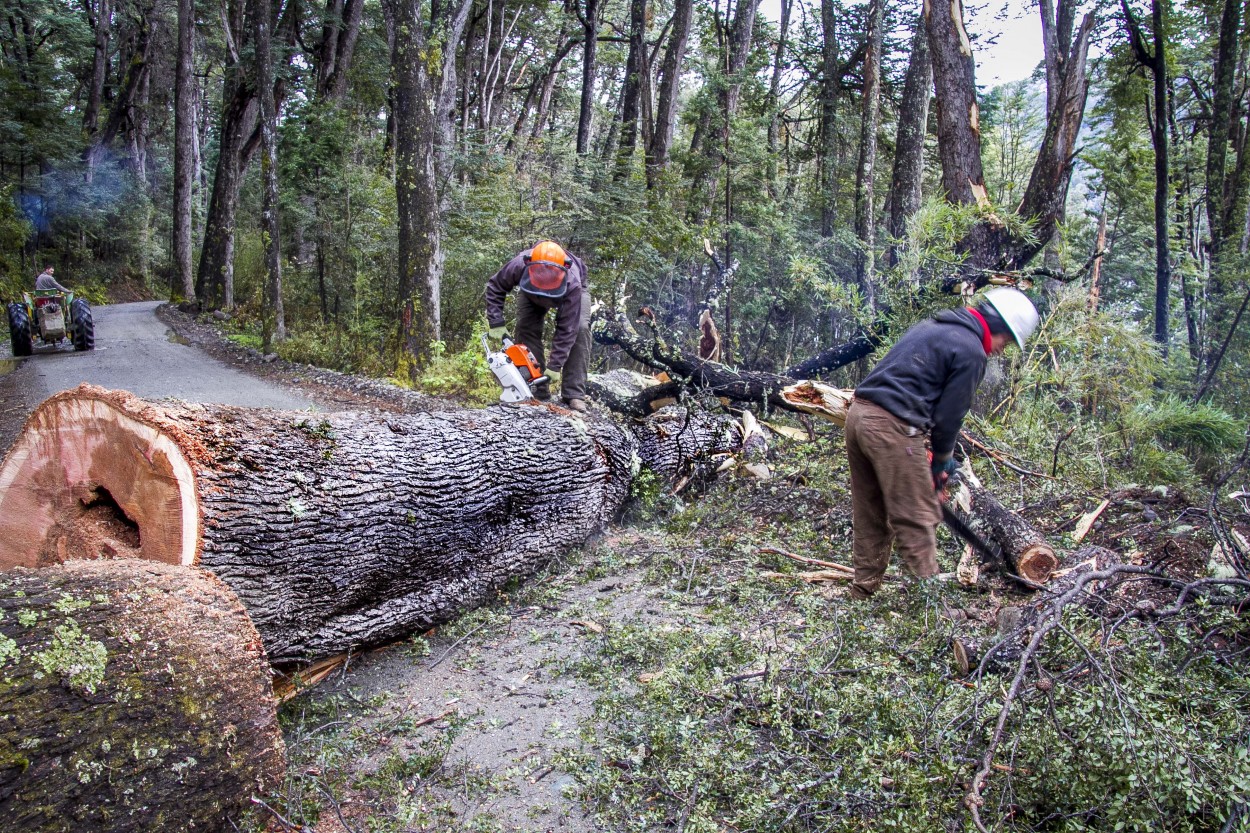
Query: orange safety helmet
xmin=521 ymin=240 xmax=572 ymax=298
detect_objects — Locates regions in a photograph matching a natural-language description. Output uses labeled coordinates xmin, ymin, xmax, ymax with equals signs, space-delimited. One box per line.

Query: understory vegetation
xmin=268 ymin=426 xmax=1250 ymax=832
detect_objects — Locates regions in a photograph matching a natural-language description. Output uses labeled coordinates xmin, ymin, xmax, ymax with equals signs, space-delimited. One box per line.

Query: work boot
xmin=564 ymin=397 xmax=588 ymax=413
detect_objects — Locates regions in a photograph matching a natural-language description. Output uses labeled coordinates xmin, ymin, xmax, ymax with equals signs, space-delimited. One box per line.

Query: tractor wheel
xmin=7 ymin=303 xmax=32 ymax=357
xmin=71 ymin=298 xmax=95 ymax=351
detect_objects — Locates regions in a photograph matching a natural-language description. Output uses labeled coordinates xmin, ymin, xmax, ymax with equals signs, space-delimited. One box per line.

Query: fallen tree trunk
xmin=958 ymin=481 xmax=1059 ymax=583
xmin=0 ymin=385 xmax=740 ymax=663
xmin=0 ymin=559 xmax=285 ymax=832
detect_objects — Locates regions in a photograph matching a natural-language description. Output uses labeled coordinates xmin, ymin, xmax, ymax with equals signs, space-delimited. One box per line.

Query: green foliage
xmin=561 ymin=549 xmax=1249 ymax=832
xmin=0 ymin=187 xmax=32 ymax=301
xmin=410 ymin=332 xmax=496 ymax=404
xmin=970 ymin=287 xmax=1246 ymax=488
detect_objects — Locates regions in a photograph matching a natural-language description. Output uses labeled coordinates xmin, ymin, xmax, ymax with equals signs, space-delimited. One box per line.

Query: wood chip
xmin=1071 ymin=498 xmax=1111 ymax=544
xmin=273 ymin=653 xmax=349 ymax=703
xmin=761 ymin=421 xmax=811 ymax=441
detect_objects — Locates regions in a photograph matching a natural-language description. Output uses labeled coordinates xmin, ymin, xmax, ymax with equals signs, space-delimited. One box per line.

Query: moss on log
xmin=0 ymin=559 xmax=285 ymax=832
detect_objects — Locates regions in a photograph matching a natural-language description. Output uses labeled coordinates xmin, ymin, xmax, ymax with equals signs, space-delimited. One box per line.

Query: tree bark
xmin=1122 ymin=0 xmax=1172 ymax=355
xmin=1011 ymin=8 xmax=1094 ymax=264
xmin=0 ymin=559 xmax=285 ymax=832
xmin=926 ymin=0 xmax=987 ymax=209
xmin=389 ymin=0 xmax=443 ymax=370
xmin=82 ymin=0 xmax=112 ymax=180
xmin=1206 ymin=0 xmax=1242 ymax=259
xmin=853 ymin=0 xmax=882 ymax=306
xmin=0 ymin=386 xmax=744 ymax=664
xmin=173 ymin=0 xmax=196 ymax=303
xmin=818 ymin=0 xmax=840 ymax=238
xmin=647 ymin=0 xmax=693 ymax=189
xmin=576 ymin=0 xmax=600 ymax=156
xmin=253 ymin=0 xmax=285 ymax=344
xmin=887 ymin=16 xmax=931 ymax=266
xmin=953 ymin=483 xmax=1059 ymax=583
xmin=764 ymin=0 xmax=791 ymax=195
xmin=615 ymin=0 xmax=648 ymax=180
xmin=195 ymin=0 xmax=255 ymax=311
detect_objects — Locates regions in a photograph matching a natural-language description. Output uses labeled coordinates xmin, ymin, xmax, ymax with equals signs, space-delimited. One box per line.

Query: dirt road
xmin=0 ymin=301 xmax=315 ymax=449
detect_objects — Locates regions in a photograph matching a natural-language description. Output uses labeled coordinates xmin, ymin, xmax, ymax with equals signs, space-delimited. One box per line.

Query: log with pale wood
xmin=0 ymin=384 xmax=742 ymax=664
xmin=0 ymin=559 xmax=285 ymax=832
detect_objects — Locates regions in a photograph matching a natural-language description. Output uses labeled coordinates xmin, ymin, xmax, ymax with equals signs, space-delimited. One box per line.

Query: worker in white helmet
xmin=845 ymin=287 xmax=1040 ymax=599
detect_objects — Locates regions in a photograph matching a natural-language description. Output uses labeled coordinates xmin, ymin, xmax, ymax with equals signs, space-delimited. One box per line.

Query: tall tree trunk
xmin=433 ymin=0 xmax=475 ymax=199
xmin=173 ymin=0 xmax=196 ymax=303
xmin=926 ymin=0 xmax=986 ymax=208
xmin=576 ymin=0 xmax=600 ymax=156
xmin=318 ymin=0 xmax=365 ymax=100
xmin=389 ymin=0 xmax=441 ymax=370
xmin=646 ymin=0 xmax=693 ymax=189
xmin=195 ymin=0 xmax=254 ymax=310
xmin=818 ymin=0 xmax=840 ymax=237
xmin=615 ymin=0 xmax=648 ymax=180
xmin=764 ymin=0 xmax=791 ymax=195
xmin=1010 ymin=10 xmax=1094 ymax=263
xmin=1205 ymin=0 xmax=1242 ymax=259
xmin=82 ymin=0 xmax=112 ymax=182
xmin=1123 ymin=0 xmax=1172 ymax=355
xmin=253 ymin=0 xmax=285 ymax=344
xmin=1203 ymin=0 xmax=1245 ymax=375
xmin=887 ymin=16 xmax=931 ymax=266
xmin=853 ymin=0 xmax=882 ymax=307
xmin=926 ymin=0 xmax=1094 ymax=273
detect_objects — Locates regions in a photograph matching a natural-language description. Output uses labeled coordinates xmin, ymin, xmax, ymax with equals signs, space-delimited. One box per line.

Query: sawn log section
xmin=0 ymin=385 xmax=739 ymax=663
xmin=0 ymin=559 xmax=284 ymax=832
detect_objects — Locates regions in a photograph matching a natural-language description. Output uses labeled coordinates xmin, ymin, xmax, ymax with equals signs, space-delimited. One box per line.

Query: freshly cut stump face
xmin=0 ymin=395 xmax=198 ymax=569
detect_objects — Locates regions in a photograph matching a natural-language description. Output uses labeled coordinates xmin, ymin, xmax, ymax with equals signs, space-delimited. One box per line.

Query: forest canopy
xmin=1 ymin=0 xmax=1249 ymax=416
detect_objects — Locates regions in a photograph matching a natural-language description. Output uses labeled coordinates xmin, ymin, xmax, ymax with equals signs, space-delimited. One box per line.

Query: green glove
xmin=545 ymin=368 xmax=563 ymax=392
xmin=487 ymin=325 xmax=507 ymax=343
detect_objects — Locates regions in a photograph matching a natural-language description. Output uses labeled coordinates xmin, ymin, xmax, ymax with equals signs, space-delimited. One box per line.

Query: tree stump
xmin=0 ymin=385 xmax=740 ymax=663
xmin=0 ymin=559 xmax=285 ymax=832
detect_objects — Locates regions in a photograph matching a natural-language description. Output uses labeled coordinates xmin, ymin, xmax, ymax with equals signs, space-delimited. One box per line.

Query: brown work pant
xmin=844 ymin=399 xmax=941 ymax=598
xmin=515 ymin=290 xmax=593 ymax=401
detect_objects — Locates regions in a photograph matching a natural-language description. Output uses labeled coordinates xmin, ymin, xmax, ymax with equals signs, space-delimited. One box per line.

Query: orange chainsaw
xmin=482 ymin=334 xmax=547 ymax=403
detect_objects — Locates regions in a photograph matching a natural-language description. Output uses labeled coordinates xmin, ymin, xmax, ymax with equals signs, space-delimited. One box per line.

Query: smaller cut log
xmin=962 ymin=482 xmax=1059 ymax=583
xmin=0 ymin=559 xmax=285 ymax=833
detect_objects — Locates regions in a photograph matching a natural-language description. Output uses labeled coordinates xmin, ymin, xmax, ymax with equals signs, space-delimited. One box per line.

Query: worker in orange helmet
xmin=485 ymin=241 xmax=592 ymax=412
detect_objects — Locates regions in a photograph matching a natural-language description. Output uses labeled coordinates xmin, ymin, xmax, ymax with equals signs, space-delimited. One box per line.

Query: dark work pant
xmin=514 ymin=290 xmax=592 ymax=400
xmin=844 ymin=398 xmax=941 ymax=598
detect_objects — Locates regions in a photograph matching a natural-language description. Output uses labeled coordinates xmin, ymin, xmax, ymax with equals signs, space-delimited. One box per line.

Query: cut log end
xmin=0 ymin=385 xmax=200 ymax=570
xmin=1015 ymin=544 xmax=1059 ymax=584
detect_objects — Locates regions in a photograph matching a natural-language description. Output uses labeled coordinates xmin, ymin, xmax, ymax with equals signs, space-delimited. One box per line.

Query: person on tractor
xmin=844 ymin=287 xmax=1040 ymax=600
xmin=35 ymin=266 xmax=69 ymax=293
xmin=485 ymin=240 xmax=592 ymax=413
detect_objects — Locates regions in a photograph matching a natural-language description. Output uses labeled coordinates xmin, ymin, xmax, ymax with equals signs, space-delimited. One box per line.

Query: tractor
xmin=7 ymin=290 xmax=95 ymax=356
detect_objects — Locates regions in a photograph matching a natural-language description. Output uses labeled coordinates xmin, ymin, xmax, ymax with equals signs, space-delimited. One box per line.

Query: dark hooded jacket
xmin=485 ymin=249 xmax=588 ymax=371
xmin=853 ymin=308 xmax=991 ymax=459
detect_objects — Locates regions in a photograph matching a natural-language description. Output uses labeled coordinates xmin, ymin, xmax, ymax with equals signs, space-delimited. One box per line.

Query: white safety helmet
xmin=982 ymin=287 xmax=1039 ymax=348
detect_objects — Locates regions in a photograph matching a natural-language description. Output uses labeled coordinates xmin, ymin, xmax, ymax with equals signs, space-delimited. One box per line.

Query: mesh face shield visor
xmin=520 ymin=260 xmax=569 ymax=298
